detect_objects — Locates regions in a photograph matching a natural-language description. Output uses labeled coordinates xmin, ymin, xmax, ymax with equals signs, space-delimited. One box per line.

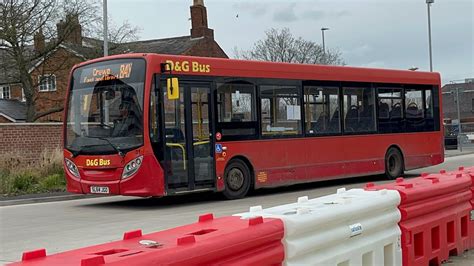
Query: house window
xmin=38 ymin=74 xmax=56 ymax=92
xmin=0 ymin=86 xmax=11 ymax=99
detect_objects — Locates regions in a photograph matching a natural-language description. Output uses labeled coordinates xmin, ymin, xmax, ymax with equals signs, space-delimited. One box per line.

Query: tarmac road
xmin=1 ymin=154 xmax=473 ymax=265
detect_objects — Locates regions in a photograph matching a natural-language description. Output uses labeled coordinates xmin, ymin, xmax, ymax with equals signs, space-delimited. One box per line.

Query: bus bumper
xmin=65 ymin=154 xmax=165 ymax=197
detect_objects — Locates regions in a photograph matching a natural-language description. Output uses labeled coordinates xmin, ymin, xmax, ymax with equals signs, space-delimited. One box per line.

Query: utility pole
xmin=456 ymin=87 xmax=462 ymax=151
xmin=103 ymin=0 xmax=108 ymax=57
xmin=426 ymin=0 xmax=434 ymax=71
xmin=321 ymin=27 xmax=329 ymax=64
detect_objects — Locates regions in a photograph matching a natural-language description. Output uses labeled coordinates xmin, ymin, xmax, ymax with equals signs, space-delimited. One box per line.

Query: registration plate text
xmin=90 ymin=186 xmax=109 ymax=194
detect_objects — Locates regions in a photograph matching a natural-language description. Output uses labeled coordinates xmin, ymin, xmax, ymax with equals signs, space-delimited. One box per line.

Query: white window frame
xmin=0 ymin=86 xmax=11 ymax=99
xmin=38 ymin=74 xmax=57 ymax=92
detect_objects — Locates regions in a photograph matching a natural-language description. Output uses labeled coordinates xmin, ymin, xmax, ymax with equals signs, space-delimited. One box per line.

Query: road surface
xmin=1 ymin=154 xmax=473 ymax=264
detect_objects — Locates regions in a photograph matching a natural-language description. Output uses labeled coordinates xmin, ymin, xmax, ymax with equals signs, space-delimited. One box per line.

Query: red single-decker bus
xmin=63 ymin=54 xmax=443 ymax=199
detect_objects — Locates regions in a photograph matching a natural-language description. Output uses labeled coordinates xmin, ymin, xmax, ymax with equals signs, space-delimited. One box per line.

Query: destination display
xmin=79 ymin=62 xmax=134 ymax=84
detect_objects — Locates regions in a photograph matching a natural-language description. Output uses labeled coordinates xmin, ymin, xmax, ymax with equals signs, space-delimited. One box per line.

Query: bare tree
xmin=85 ymin=16 xmax=141 ymax=52
xmin=0 ymin=0 xmax=140 ymax=122
xmin=233 ymin=28 xmax=345 ymax=66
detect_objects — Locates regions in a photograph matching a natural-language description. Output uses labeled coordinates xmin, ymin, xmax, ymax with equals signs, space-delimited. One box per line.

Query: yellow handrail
xmin=165 ymin=143 xmax=186 ymax=170
xmin=193 ymin=140 xmax=210 ymax=146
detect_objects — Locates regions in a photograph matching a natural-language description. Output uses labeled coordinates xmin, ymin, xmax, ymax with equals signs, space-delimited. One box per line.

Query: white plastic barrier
xmin=235 ymin=188 xmax=402 ymax=266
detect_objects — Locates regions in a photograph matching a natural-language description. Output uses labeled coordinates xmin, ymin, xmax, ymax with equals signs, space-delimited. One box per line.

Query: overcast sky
xmin=108 ymin=0 xmax=473 ymax=85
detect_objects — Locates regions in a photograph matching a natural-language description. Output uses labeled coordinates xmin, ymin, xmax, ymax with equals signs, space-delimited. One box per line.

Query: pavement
xmin=0 ymin=192 xmax=103 ymax=207
xmin=444 ymin=146 xmax=474 ymax=157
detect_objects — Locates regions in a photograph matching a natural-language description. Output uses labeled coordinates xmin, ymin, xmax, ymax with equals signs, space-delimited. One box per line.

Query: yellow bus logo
xmin=166 ymin=60 xmax=210 ymax=73
xmin=86 ymin=159 xmax=111 ymax=167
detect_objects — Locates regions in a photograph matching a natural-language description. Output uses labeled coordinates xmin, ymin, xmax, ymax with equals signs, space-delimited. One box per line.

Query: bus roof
xmin=73 ymin=53 xmax=441 ymax=86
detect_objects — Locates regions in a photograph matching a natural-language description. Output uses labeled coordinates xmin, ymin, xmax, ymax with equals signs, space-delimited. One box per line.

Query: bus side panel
xmin=216 ymin=131 xmax=443 ymax=190
xmin=398 ymin=132 xmax=444 ymax=170
xmin=303 ymin=137 xmax=346 ymax=181
xmin=341 ymin=133 xmax=442 ymax=177
xmin=342 ymin=135 xmax=387 ymax=177
xmin=216 ymin=138 xmax=343 ymax=189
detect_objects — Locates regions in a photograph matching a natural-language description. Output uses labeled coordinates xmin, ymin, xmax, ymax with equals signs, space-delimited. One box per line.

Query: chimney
xmin=56 ymin=14 xmax=82 ymax=45
xmin=34 ymin=29 xmax=45 ymax=53
xmin=190 ymin=0 xmax=214 ymax=39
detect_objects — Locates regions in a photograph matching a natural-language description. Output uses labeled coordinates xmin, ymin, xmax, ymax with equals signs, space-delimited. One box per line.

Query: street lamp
xmin=426 ymin=0 xmax=434 ymax=72
xmin=321 ymin=27 xmax=329 ymax=63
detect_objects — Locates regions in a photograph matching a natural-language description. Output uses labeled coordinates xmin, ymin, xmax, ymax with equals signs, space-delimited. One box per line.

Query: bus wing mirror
xmin=167 ymin=78 xmax=180 ymax=100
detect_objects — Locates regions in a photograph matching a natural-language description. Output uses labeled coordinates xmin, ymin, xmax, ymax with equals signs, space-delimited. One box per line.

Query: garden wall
xmin=0 ymin=123 xmax=62 ymax=165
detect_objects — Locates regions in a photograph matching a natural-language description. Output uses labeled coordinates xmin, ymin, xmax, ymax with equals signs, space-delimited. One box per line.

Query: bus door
xmin=162 ymin=80 xmax=214 ymax=192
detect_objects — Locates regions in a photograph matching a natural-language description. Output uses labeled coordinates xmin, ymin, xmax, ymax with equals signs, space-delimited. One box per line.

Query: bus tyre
xmin=385 ymin=148 xmax=404 ymax=180
xmin=223 ymin=159 xmax=251 ymax=200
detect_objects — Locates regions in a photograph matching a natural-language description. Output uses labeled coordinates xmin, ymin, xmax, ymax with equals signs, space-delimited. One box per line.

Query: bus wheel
xmin=385 ymin=148 xmax=404 ymax=180
xmin=223 ymin=159 xmax=251 ymax=200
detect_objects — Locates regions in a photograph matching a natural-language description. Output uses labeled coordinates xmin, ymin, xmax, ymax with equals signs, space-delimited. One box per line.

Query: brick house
xmin=0 ymin=0 xmax=227 ymax=123
xmin=442 ymin=79 xmax=474 ymax=124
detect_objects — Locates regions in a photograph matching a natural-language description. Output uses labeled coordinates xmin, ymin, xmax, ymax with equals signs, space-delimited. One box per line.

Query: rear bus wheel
xmin=385 ymin=148 xmax=404 ymax=180
xmin=222 ymin=159 xmax=251 ymax=200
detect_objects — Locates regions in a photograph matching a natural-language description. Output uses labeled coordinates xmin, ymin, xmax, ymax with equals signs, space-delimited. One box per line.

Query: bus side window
xmin=217 ymin=83 xmax=256 ymax=123
xmin=304 ymin=86 xmax=340 ymax=135
xmin=424 ymin=89 xmax=435 ymax=131
xmin=405 ymin=88 xmax=424 ymax=132
xmin=377 ymin=87 xmax=403 ymax=133
xmin=343 ymin=86 xmax=376 ymax=133
xmin=216 ymin=82 xmax=257 ymax=139
xmin=260 ymin=85 xmax=302 ymax=137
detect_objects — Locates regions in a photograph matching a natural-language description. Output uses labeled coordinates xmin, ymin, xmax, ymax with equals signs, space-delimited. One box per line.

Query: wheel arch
xmin=385 ymin=145 xmax=405 ymax=171
xmin=225 ymin=155 xmax=255 ymax=189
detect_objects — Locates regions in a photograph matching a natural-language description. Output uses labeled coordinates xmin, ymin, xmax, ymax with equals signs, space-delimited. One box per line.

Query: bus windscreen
xmin=65 ymin=59 xmax=146 ymax=156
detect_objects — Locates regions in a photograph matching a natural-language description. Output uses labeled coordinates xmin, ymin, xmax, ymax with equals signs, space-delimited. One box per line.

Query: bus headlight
xmin=65 ymin=158 xmax=80 ymax=178
xmin=122 ymin=156 xmax=143 ymax=179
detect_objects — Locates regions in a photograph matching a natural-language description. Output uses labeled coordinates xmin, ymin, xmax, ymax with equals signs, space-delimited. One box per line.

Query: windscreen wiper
xmin=70 ymin=137 xmax=124 ymax=158
xmin=69 ymin=144 xmax=101 ymax=158
xmin=97 ymin=137 xmax=124 ymax=157
xmin=71 ymin=147 xmax=82 ymax=158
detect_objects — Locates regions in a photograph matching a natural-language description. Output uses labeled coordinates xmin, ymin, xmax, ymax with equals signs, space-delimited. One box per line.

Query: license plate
xmin=90 ymin=186 xmax=109 ymax=194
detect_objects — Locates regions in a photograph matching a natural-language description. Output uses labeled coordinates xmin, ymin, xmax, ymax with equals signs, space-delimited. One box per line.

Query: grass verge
xmin=0 ymin=148 xmax=66 ymax=196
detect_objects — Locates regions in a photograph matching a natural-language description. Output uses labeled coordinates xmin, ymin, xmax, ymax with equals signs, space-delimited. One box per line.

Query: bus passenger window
xmin=304 ymin=86 xmax=340 ymax=134
xmin=405 ymin=88 xmax=424 ymax=132
xmin=343 ymin=86 xmax=376 ymax=133
xmin=377 ymin=88 xmax=403 ymax=133
xmin=425 ymin=90 xmax=433 ymax=116
xmin=216 ymin=82 xmax=257 ymax=138
xmin=424 ymin=89 xmax=435 ymax=131
xmin=217 ymin=83 xmax=256 ymax=122
xmin=260 ymin=85 xmax=302 ymax=136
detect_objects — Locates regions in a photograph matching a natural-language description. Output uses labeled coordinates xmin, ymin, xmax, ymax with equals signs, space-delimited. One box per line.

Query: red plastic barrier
xmin=448 ymin=166 xmax=474 ymax=249
xmin=8 ymin=214 xmax=284 ymax=266
xmin=467 ymin=167 xmax=474 ymax=249
xmin=365 ymin=171 xmax=472 ymax=266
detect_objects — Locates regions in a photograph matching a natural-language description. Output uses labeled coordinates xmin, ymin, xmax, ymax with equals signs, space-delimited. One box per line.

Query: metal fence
xmin=444 ymin=123 xmax=474 ymax=150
